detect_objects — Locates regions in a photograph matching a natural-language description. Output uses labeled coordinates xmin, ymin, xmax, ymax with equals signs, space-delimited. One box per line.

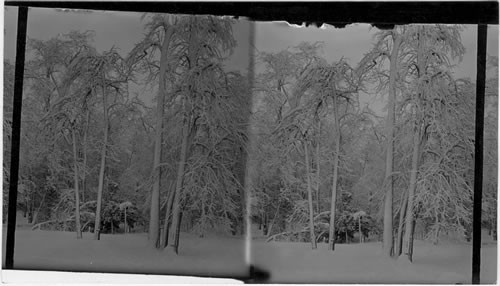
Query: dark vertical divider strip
xmin=471 ymin=24 xmax=487 ymax=285
xmin=5 ymin=6 xmax=29 ymax=270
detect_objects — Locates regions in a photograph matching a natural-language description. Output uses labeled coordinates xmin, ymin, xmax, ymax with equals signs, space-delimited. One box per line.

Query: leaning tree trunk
xmin=94 ymin=73 xmax=109 ymax=240
xmin=304 ymin=141 xmax=317 ymax=249
xmin=71 ymin=128 xmax=82 ymax=239
xmin=166 ymin=108 xmax=190 ymax=254
xmin=383 ymin=33 xmax=402 ymax=257
xmin=396 ymin=189 xmax=408 ymax=256
xmin=328 ymin=95 xmax=341 ymax=251
xmin=150 ymin=26 xmax=174 ymax=248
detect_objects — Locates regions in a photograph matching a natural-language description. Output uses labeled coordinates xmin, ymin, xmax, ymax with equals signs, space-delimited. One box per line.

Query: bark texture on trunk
xmin=71 ymin=129 xmax=82 ymax=239
xmin=383 ymin=33 xmax=402 ymax=257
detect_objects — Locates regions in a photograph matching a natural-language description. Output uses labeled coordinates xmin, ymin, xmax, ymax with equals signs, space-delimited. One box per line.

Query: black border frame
xmin=3 ymin=1 xmax=497 ymax=284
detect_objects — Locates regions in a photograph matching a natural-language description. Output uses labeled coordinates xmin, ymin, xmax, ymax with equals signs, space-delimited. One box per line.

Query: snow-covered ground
xmin=2 ymin=225 xmax=497 ymax=284
xmin=2 ymin=227 xmax=248 ymax=279
xmin=251 ymin=238 xmax=497 ymax=284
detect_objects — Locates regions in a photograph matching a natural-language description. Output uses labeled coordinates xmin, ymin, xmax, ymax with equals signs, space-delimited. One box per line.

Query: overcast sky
xmin=4 ymin=6 xmax=498 ymax=112
xmin=255 ymin=22 xmax=498 ymax=113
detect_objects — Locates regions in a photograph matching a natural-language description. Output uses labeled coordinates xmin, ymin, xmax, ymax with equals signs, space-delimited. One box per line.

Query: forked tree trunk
xmin=166 ymin=110 xmax=189 ymax=254
xmin=150 ymin=27 xmax=174 ymax=248
xmin=94 ymin=73 xmax=109 ymax=240
xmin=304 ymin=141 xmax=317 ymax=249
xmin=328 ymin=95 xmax=341 ymax=251
xmin=383 ymin=33 xmax=402 ymax=257
xmin=71 ymin=129 xmax=82 ymax=239
xmin=396 ymin=190 xmax=408 ymax=256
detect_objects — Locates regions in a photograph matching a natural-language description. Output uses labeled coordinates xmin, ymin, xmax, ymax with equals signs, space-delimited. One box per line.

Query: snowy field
xmin=2 ymin=226 xmax=497 ymax=284
xmin=2 ymin=227 xmax=248 ymax=279
xmin=251 ymin=239 xmax=497 ymax=284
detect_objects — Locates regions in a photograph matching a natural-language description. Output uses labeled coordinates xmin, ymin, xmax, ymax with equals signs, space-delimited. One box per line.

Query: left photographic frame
xmin=3 ymin=5 xmax=253 ymax=280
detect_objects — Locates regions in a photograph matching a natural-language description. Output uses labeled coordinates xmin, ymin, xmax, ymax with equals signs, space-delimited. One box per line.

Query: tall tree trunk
xmin=402 ymin=126 xmax=421 ymax=261
xmin=199 ymin=199 xmax=206 ymax=237
xmin=81 ymin=109 xmax=90 ymax=203
xmin=32 ymin=192 xmax=46 ymax=225
xmin=396 ymin=190 xmax=408 ymax=256
xmin=161 ymin=181 xmax=176 ymax=247
xmin=316 ymin=120 xmax=321 ymax=214
xmin=71 ymin=128 xmax=82 ymax=239
xmin=149 ymin=27 xmax=173 ymax=248
xmin=433 ymin=224 xmax=440 ymax=245
xmin=94 ymin=73 xmax=109 ymax=240
xmin=174 ymin=211 xmax=183 ymax=249
xmin=359 ymin=215 xmax=362 ymax=243
xmin=328 ymin=95 xmax=341 ymax=251
xmin=124 ymin=207 xmax=128 ymax=233
xmin=166 ymin=110 xmax=189 ymax=254
xmin=304 ymin=141 xmax=317 ymax=249
xmin=266 ymin=204 xmax=280 ymax=237
xmin=167 ymin=22 xmax=198 ymax=254
xmin=383 ymin=33 xmax=402 ymax=257
xmin=238 ymin=147 xmax=247 ymax=236
xmin=403 ymin=26 xmax=425 ymax=262
xmin=263 ymin=212 xmax=268 ymax=235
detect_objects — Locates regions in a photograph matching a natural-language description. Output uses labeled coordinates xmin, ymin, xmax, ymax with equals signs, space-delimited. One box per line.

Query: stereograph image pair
xmin=2 ymin=6 xmax=498 ymax=284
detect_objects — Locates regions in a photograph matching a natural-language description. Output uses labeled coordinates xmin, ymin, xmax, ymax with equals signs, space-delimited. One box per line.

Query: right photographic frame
xmin=246 ymin=4 xmax=498 ymax=283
